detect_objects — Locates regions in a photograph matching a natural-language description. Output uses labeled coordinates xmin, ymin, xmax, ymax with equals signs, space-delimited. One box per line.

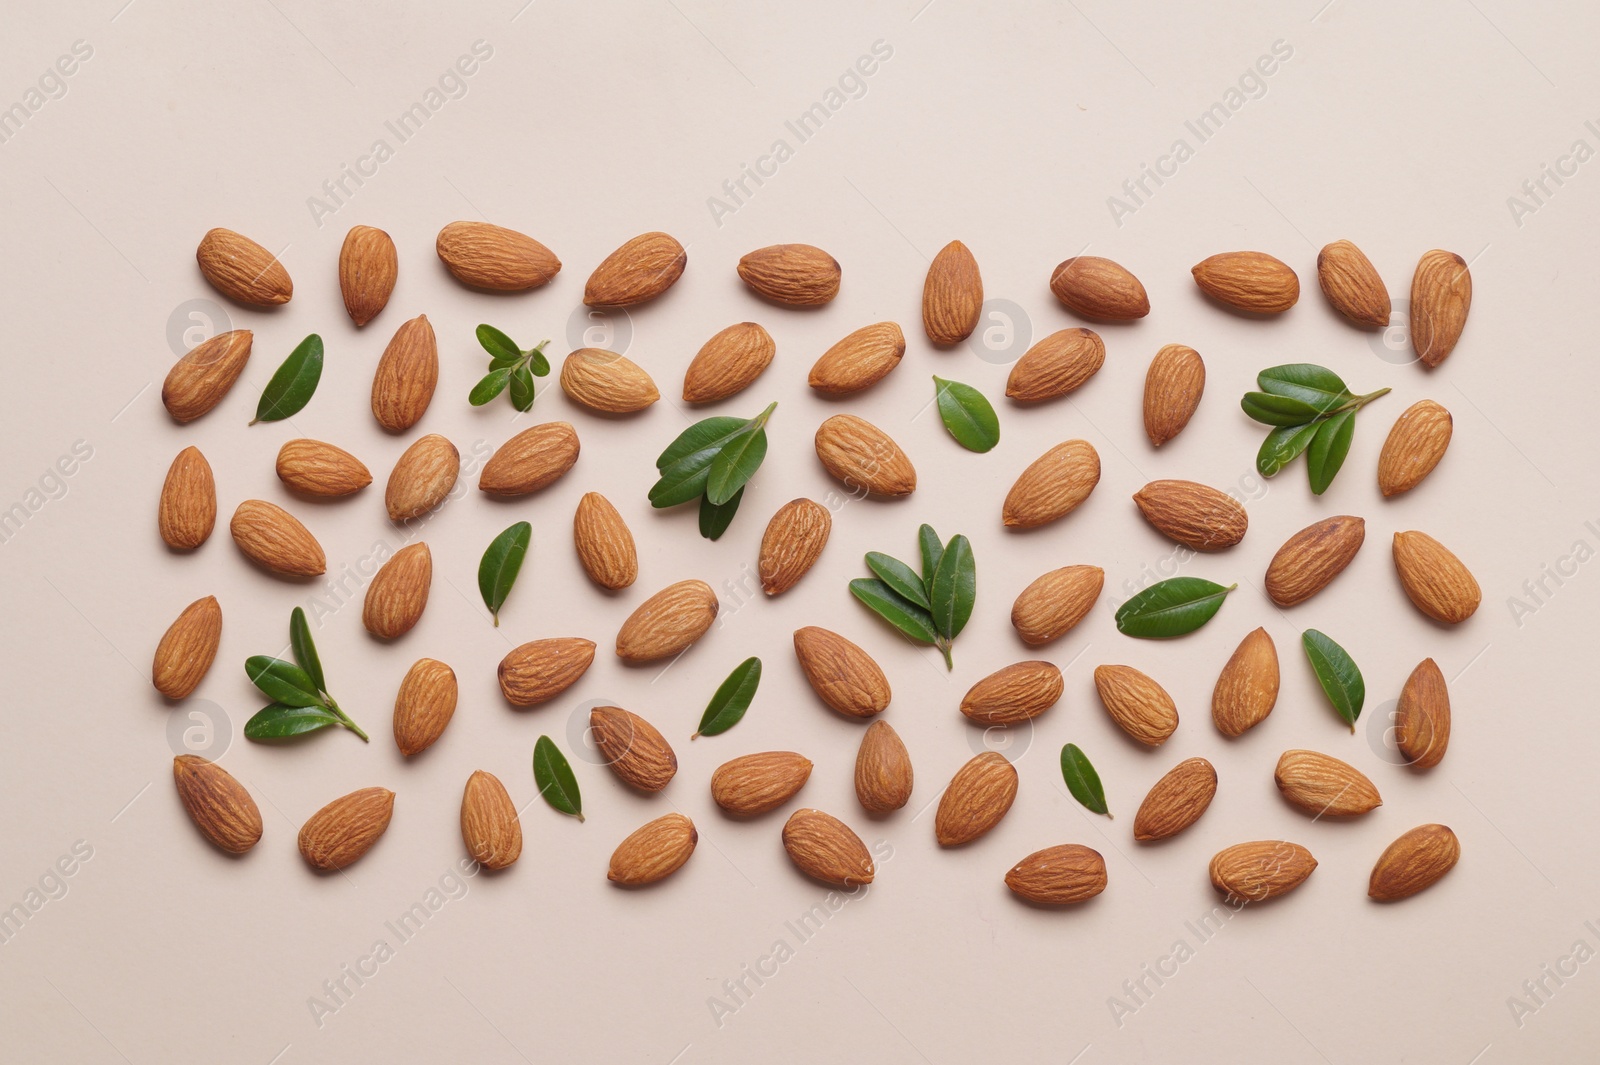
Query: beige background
xmin=2 ymin=1 xmax=1597 ymax=1062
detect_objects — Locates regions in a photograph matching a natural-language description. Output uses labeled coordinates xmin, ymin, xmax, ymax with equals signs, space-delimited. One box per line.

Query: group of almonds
xmin=154 ymin=221 xmax=1472 ymax=904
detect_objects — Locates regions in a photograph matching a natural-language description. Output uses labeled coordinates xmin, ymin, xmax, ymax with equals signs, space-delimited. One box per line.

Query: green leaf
xmin=698 ymin=487 xmax=743 ymax=540
xmin=928 ymin=534 xmax=975 ymax=641
xmin=1306 ymin=409 xmax=1356 ymax=495
xmin=526 ymin=340 xmax=551 ymax=377
xmin=865 ymin=552 xmax=931 ymax=611
xmin=477 ymin=324 xmax=520 ymax=361
xmin=1256 ymin=422 xmax=1322 ymax=477
xmin=509 ymin=362 xmax=537 ymax=411
xmin=1302 ymin=629 xmax=1365 ymax=730
xmin=1241 ymin=391 xmax=1325 ymax=426
xmin=705 ymin=426 xmax=766 ymax=505
xmin=1257 ymin=364 xmax=1351 ymax=412
xmin=656 ymin=417 xmax=747 ymax=470
xmin=649 ymin=448 xmax=717 ymax=509
xmin=489 ymin=351 xmax=523 ymax=370
xmin=1114 ymin=577 xmax=1236 ymax=638
xmin=252 ymin=334 xmax=323 ymax=423
xmin=917 ymin=524 xmax=943 ymax=588
xmin=470 ymin=368 xmax=512 ymax=406
xmin=1060 ymin=743 xmax=1111 ymax=817
xmin=694 ymin=658 xmax=762 ymax=738
xmin=849 ymin=578 xmax=939 ymax=645
xmin=288 ymin=607 xmax=325 ymax=694
xmin=932 ymin=377 xmax=1001 ymax=452
xmin=244 ymin=656 xmax=323 ymax=707
xmin=478 ymin=521 xmax=532 ymax=625
xmin=244 ymin=703 xmax=340 ymax=740
xmin=532 ymin=735 xmax=583 ymax=820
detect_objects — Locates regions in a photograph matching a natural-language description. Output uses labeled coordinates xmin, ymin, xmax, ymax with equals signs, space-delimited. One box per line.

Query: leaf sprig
xmin=694 ymin=657 xmax=762 ymax=738
xmin=533 ymin=735 xmax=583 ymax=821
xmin=1114 ymin=577 xmax=1235 ymax=638
xmin=252 ymin=334 xmax=323 ymax=424
xmin=470 ymin=325 xmax=550 ymax=411
xmin=649 ymin=402 xmax=776 ymax=540
xmin=478 ymin=521 xmax=531 ymax=626
xmin=1061 ymin=743 xmax=1111 ymax=817
xmin=1243 ymin=364 xmax=1389 ymax=494
xmin=932 ymin=376 xmax=1000 ymax=453
xmin=1302 ymin=629 xmax=1365 ymax=732
xmin=243 ymin=608 xmax=368 ymax=742
xmin=849 ymin=524 xmax=974 ymax=669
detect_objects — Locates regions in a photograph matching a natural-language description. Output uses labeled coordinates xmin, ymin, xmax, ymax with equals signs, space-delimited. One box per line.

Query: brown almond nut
xmin=276 ymin=439 xmax=373 ymax=498
xmin=1049 ymin=256 xmax=1149 ymax=320
xmin=855 ymin=720 xmax=913 ymax=814
xmin=1264 ymin=515 xmax=1365 ymax=607
xmin=683 ymin=322 xmax=776 ymax=403
xmin=1212 ymin=627 xmax=1279 ymax=737
xmin=1208 ymin=841 xmax=1317 ymax=902
xmin=1395 ymin=658 xmax=1450 ymax=769
xmin=1143 ymin=343 xmax=1205 ymax=447
xmin=559 ymin=348 xmax=660 ymax=413
xmin=1370 ymin=824 xmax=1459 ymax=901
xmin=793 ymin=626 xmax=891 ymax=718
xmin=392 ymin=657 xmax=457 ymax=757
xmin=814 ymin=415 xmax=916 ymax=497
xmin=362 ymin=542 xmax=431 ymax=639
xmin=229 ymin=500 xmax=325 ymax=577
xmin=152 ymin=596 xmax=222 ymax=700
xmin=195 ymin=228 xmax=292 ymax=306
xmin=573 ymin=492 xmax=638 ymax=590
xmin=1133 ymin=757 xmax=1217 ymax=842
xmin=298 ymin=787 xmax=395 ymax=871
xmin=1005 ymin=328 xmax=1105 ymax=402
xmin=173 ymin=755 xmax=263 ymax=854
xmin=1002 ymin=439 xmax=1101 ymax=528
xmin=1010 ymin=565 xmax=1104 ymax=646
xmin=960 ymin=661 xmax=1063 ymax=725
xmin=1093 ymin=664 xmax=1179 ymax=746
xmin=710 ymin=752 xmax=814 ymax=815
xmin=385 ymin=434 xmax=459 ymax=522
xmin=497 ymin=637 xmax=597 ymax=706
xmin=1192 ymin=251 xmax=1299 ymax=314
xmin=1378 ymin=400 xmax=1452 ymax=497
xmin=781 ymin=809 xmax=874 ymax=887
xmin=339 ymin=225 xmax=397 ymax=327
xmin=936 ymin=752 xmax=1018 ymax=846
xmin=1005 ymin=845 xmax=1107 ymax=905
xmin=161 ymin=329 xmax=254 ymax=423
xmin=615 ymin=580 xmax=718 ymax=662
xmin=608 ymin=813 xmax=697 ymax=886
xmin=1274 ymin=750 xmax=1382 ymax=816
xmin=1410 ymin=249 xmax=1471 ymax=367
xmin=436 ymin=221 xmax=561 ymax=291
xmin=1316 ymin=240 xmax=1389 ymax=327
xmin=371 ymin=314 xmax=438 ymax=432
xmin=1133 ymin=479 xmax=1248 ymax=551
xmin=584 ymin=231 xmax=686 ymax=307
xmin=159 ymin=446 xmax=216 ymax=550
xmin=922 ymin=240 xmax=983 ymax=346
xmin=461 ymin=770 xmax=522 ymax=871
xmin=808 ymin=322 xmax=906 ymax=395
xmin=479 ymin=422 xmax=581 ymax=497
xmin=759 ymin=498 xmax=832 ymax=596
xmin=1393 ymin=530 xmax=1480 ymax=623
xmin=737 ymin=244 xmax=840 ymax=306
xmin=591 ymin=706 xmax=677 ymax=791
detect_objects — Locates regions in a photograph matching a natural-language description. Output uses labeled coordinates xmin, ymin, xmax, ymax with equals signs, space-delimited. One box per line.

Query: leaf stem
xmin=323 ymin=696 xmax=369 ymax=742
xmin=938 ymin=639 xmax=954 ymax=670
xmin=1337 ymin=387 xmax=1391 ymax=413
xmin=750 ymin=401 xmax=778 ymax=429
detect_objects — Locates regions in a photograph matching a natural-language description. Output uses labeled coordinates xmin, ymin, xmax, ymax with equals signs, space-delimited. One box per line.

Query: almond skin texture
xmin=923 ymin=240 xmax=983 ymax=345
xmin=1049 ymin=256 xmax=1149 ymax=320
xmin=362 ymin=542 xmax=431 ymax=639
xmin=1393 ymin=530 xmax=1480 ymax=623
xmin=573 ymin=492 xmax=638 ymax=590
xmin=460 ymin=770 xmax=522 ymax=871
xmin=782 ymin=809 xmax=874 ymax=887
xmin=1395 ymin=658 xmax=1450 ymax=769
xmin=1264 ymin=515 xmax=1365 ymax=607
xmin=162 ymin=329 xmax=253 ymax=423
xmin=1002 ymin=439 xmax=1101 ymax=528
xmin=559 ymin=348 xmax=660 ymax=413
xmin=371 ymin=314 xmax=438 ymax=432
xmin=1143 ymin=344 xmax=1205 ymax=447
xmin=392 ymin=657 xmax=457 ymax=756
xmin=1370 ymin=824 xmax=1459 ymax=901
xmin=683 ymin=322 xmax=776 ymax=402
xmin=936 ymin=753 xmax=1018 ymax=847
xmin=152 ymin=596 xmax=222 ymax=700
xmin=615 ymin=580 xmax=718 ymax=662
xmin=1006 ymin=328 xmax=1105 ymax=402
xmin=1378 ymin=400 xmax=1452 ymax=496
xmin=1133 ymin=479 xmax=1248 ymax=551
xmin=276 ymin=439 xmax=372 ymax=498
xmin=855 ymin=720 xmax=913 ymax=814
xmin=1274 ymin=750 xmax=1382 ymax=816
xmin=960 ymin=661 xmax=1063 ymax=725
xmin=609 ymin=814 xmax=697 ymax=886
xmin=1212 ymin=627 xmax=1279 ymax=737
xmin=1133 ymin=757 xmax=1217 ymax=842
xmin=299 ymin=788 xmax=395 ymax=871
xmin=1093 ymin=665 xmax=1179 ymax=746
xmin=1411 ymin=250 xmax=1471 ymax=367
xmin=173 ymin=755 xmax=262 ymax=854
xmin=584 ymin=231 xmax=687 ymax=307
xmin=710 ymin=752 xmax=814 ymax=815
xmin=195 ymin=228 xmax=291 ymax=306
xmin=1209 ymin=841 xmax=1316 ymax=902
xmin=385 ymin=434 xmax=459 ymax=522
xmin=497 ymin=637 xmax=597 ymax=706
xmin=229 ymin=500 xmax=325 ymax=577
xmin=1011 ymin=565 xmax=1104 ymax=645
xmin=737 ymin=244 xmax=840 ymax=306
xmin=591 ymin=706 xmax=677 ymax=792
xmin=339 ymin=225 xmax=397 ymax=326
xmin=808 ymin=322 xmax=906 ymax=395
xmin=793 ymin=626 xmax=891 ymax=718
xmin=1192 ymin=251 xmax=1299 ymax=314
xmin=759 ymin=498 xmax=831 ymax=596
xmin=814 ymin=415 xmax=917 ymax=497
xmin=1317 ymin=240 xmax=1389 ymax=327
xmin=436 ymin=221 xmax=560 ymax=292
xmin=479 ymin=422 xmax=580 ymax=497
xmin=1006 ymin=845 xmax=1107 ymax=905
xmin=159 ymin=446 xmax=216 ymax=550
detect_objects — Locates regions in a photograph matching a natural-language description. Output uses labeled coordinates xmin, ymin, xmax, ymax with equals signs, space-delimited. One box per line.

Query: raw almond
xmin=1093 ymin=664 xmax=1178 ymax=746
xmin=855 ymin=720 xmax=913 ymax=814
xmin=1393 ymin=530 xmax=1480 ymax=623
xmin=1002 ymin=439 xmax=1101 ymax=528
xmin=1192 ymin=251 xmax=1299 ymax=314
xmin=922 ymin=240 xmax=983 ymax=346
xmin=461 ymin=770 xmax=522 ymax=871
xmin=1264 ymin=515 xmax=1365 ymax=607
xmin=710 ymin=752 xmax=813 ymax=815
xmin=1369 ymin=824 xmax=1459 ymax=901
xmin=1209 ymin=841 xmax=1317 ymax=902
xmin=759 ymin=498 xmax=831 ymax=596
xmin=152 ymin=595 xmax=222 ymax=700
xmin=276 ymin=438 xmax=372 ymax=498
xmin=1010 ymin=565 xmax=1104 ymax=645
xmin=362 ymin=542 xmax=431 ymax=639
xmin=591 ymin=705 xmax=677 ymax=791
xmin=1394 ymin=657 xmax=1450 ymax=769
xmin=737 ymin=244 xmax=840 ymax=306
xmin=161 ymin=329 xmax=254 ymax=423
xmin=782 ymin=809 xmax=874 ymax=887
xmin=195 ymin=228 xmax=292 ymax=306
xmin=298 ymin=787 xmax=395 ymax=871
xmin=1143 ymin=343 xmax=1205 ymax=447
xmin=497 ymin=637 xmax=597 ymax=706
xmin=608 ymin=813 xmax=697 ymax=886
xmin=793 ymin=626 xmax=891 ymax=717
xmin=935 ymin=752 xmax=1018 ymax=847
xmin=683 ymin=322 xmax=776 ymax=402
xmin=573 ymin=492 xmax=638 ymax=590
xmin=392 ymin=657 xmax=457 ymax=756
xmin=1316 ymin=240 xmax=1389 ymax=327
xmin=559 ymin=348 xmax=660 ymax=413
xmin=1005 ymin=328 xmax=1105 ymax=402
xmin=339 ymin=225 xmax=396 ymax=326
xmin=1410 ymin=249 xmax=1471 ymax=367
xmin=229 ymin=500 xmax=325 ymax=577
xmin=436 ymin=221 xmax=561 ymax=291
xmin=479 ymin=422 xmax=580 ymax=497
xmin=1049 ymin=256 xmax=1149 ymax=320
xmin=158 ymin=446 xmax=216 ymax=550
xmin=1133 ymin=757 xmax=1217 ymax=841
xmin=584 ymin=231 xmax=686 ymax=307
xmin=385 ymin=434 xmax=459 ymax=522
xmin=1274 ymin=749 xmax=1382 ymax=816
xmin=1378 ymin=400 xmax=1452 ymax=496
xmin=1005 ymin=845 xmax=1107 ymax=905
xmin=808 ymin=322 xmax=906 ymax=395
xmin=814 ymin=415 xmax=916 ymax=497
xmin=173 ymin=755 xmax=262 ymax=854
xmin=960 ymin=661 xmax=1063 ymax=725
xmin=371 ymin=314 xmax=438 ymax=432
xmin=1132 ymin=479 xmax=1247 ymax=551
xmin=1212 ymin=627 xmax=1279 ymax=737
xmin=615 ymin=579 xmax=718 ymax=661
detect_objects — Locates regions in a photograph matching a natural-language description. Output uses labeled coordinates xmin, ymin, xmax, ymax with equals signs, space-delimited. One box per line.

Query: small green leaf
xmin=478 ymin=521 xmax=532 ymax=625
xmin=917 ymin=524 xmax=943 ymax=589
xmin=849 ymin=578 xmax=939 ymax=645
xmin=865 ymin=552 xmax=931 ymax=610
xmin=1257 ymin=364 xmax=1351 ymax=412
xmin=694 ymin=657 xmax=762 ymax=738
xmin=477 ymin=324 xmax=520 ymax=361
xmin=932 ymin=377 xmax=1001 ymax=452
xmin=1306 ymin=409 xmax=1356 ymax=495
xmin=1257 ymin=422 xmax=1322 ymax=477
xmin=244 ymin=703 xmax=340 ymax=740
xmin=532 ymin=735 xmax=583 ymax=821
xmin=928 ymin=534 xmax=975 ymax=641
xmin=698 ymin=487 xmax=742 ymax=540
xmin=252 ymin=334 xmax=323 ymax=423
xmin=244 ymin=656 xmax=323 ymax=707
xmin=509 ymin=362 xmax=537 ymax=411
xmin=649 ymin=448 xmax=717 ymax=509
xmin=1241 ymin=391 xmax=1325 ymax=426
xmin=1114 ymin=577 xmax=1235 ymax=638
xmin=1060 ymin=743 xmax=1111 ymax=817
xmin=1302 ymin=629 xmax=1365 ymax=730
xmin=656 ymin=417 xmax=747 ymax=469
xmin=526 ymin=341 xmax=551 ymax=377
xmin=288 ymin=607 xmax=325 ymax=694
xmin=705 ymin=426 xmax=766 ymax=505
xmin=470 ymin=368 xmax=512 ymax=406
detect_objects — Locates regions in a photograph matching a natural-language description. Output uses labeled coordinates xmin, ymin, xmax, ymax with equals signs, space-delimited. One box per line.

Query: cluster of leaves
xmin=648 ymin=403 xmax=776 ymax=540
xmin=849 ymin=524 xmax=974 ymax=669
xmin=932 ymin=376 xmax=1000 ymax=453
xmin=1060 ymin=743 xmax=1110 ymax=817
xmin=243 ymin=608 xmax=368 ymax=741
xmin=478 ymin=521 xmax=531 ymax=626
xmin=533 ymin=735 xmax=583 ymax=821
xmin=470 ymin=325 xmax=550 ymax=411
xmin=1114 ymin=577 xmax=1237 ymax=638
xmin=1243 ymin=364 xmax=1390 ymax=494
xmin=694 ymin=658 xmax=763 ymax=738
xmin=1302 ymin=629 xmax=1365 ymax=731
xmin=251 ymin=334 xmax=323 ymax=424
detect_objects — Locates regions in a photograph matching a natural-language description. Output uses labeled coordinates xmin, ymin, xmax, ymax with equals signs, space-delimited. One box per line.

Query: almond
xmin=683 ymin=322 xmax=776 ymax=402
xmin=1093 ymin=664 xmax=1178 ymax=746
xmin=808 ymin=322 xmax=906 ymax=395
xmin=781 ymin=809 xmax=874 ymax=887
xmin=461 ymin=770 xmax=522 ymax=871
xmin=737 ymin=244 xmax=840 ymax=306
xmin=935 ymin=752 xmax=1018 ymax=847
xmin=573 ymin=492 xmax=638 ymax=590
xmin=1005 ymin=845 xmax=1107 ymax=905
xmin=152 ymin=596 xmax=222 ymax=699
xmin=584 ymin=231 xmax=686 ymax=307
xmin=371 ymin=314 xmax=438 ymax=432
xmin=1192 ymin=251 xmax=1299 ymax=314
xmin=922 ymin=240 xmax=983 ymax=345
xmin=759 ymin=498 xmax=831 ymax=596
xmin=161 ymin=329 xmax=253 ymax=423
xmin=814 ymin=415 xmax=916 ymax=497
xmin=1049 ymin=256 xmax=1149 ymax=320
xmin=436 ymin=221 xmax=560 ymax=291
xmin=1316 ymin=240 xmax=1388 ymax=327
xmin=792 ymin=626 xmax=891 ymax=718
xmin=1212 ymin=627 xmax=1279 ymax=737
xmin=608 ymin=813 xmax=697 ymax=886
xmin=158 ymin=446 xmax=216 ymax=550
xmin=710 ymin=752 xmax=813 ymax=815
xmin=1369 ymin=824 xmax=1459 ymax=901
xmin=1132 ymin=479 xmax=1247 ymax=551
xmin=1133 ymin=757 xmax=1217 ymax=841
xmin=173 ymin=755 xmax=262 ymax=854
xmin=276 ymin=438 xmax=372 ymax=498
xmin=1264 ymin=515 xmax=1365 ymax=607
xmin=1410 ymin=249 xmax=1471 ymax=367
xmin=1010 ymin=565 xmax=1104 ymax=645
xmin=479 ymin=422 xmax=580 ymax=497
xmin=855 ymin=720 xmax=913 ymax=814
xmin=497 ymin=637 xmax=597 ymax=706
xmin=1378 ymin=400 xmax=1452 ymax=496
xmin=615 ymin=579 xmax=718 ymax=662
xmin=1002 ymin=439 xmax=1101 ymax=528
xmin=1395 ymin=657 xmax=1450 ymax=769
xmin=591 ymin=705 xmax=677 ymax=791
xmin=392 ymin=657 xmax=457 ymax=756
xmin=195 ymin=228 xmax=291 ymax=306
xmin=298 ymin=787 xmax=395 ymax=871
xmin=1209 ymin=841 xmax=1317 ymax=902
xmin=1274 ymin=749 xmax=1382 ymax=816
xmin=339 ymin=225 xmax=396 ymax=326
xmin=1142 ymin=343 xmax=1205 ymax=446
xmin=1393 ymin=530 xmax=1480 ymax=623
xmin=362 ymin=542 xmax=431 ymax=639
xmin=1005 ymin=328 xmax=1105 ymax=402
xmin=229 ymin=500 xmax=325 ymax=577
xmin=559 ymin=348 xmax=660 ymax=413
xmin=960 ymin=661 xmax=1063 ymax=725
xmin=385 ymin=434 xmax=459 ymax=522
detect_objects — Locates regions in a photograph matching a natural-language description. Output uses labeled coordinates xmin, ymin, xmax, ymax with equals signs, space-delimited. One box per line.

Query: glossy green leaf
xmin=1256 ymin=422 xmax=1322 ymax=477
xmin=1241 ymin=391 xmax=1326 ymax=426
xmin=917 ymin=524 xmax=943 ymax=590
xmin=656 ymin=417 xmax=747 ymax=469
xmin=477 ymin=324 xmax=520 ymax=361
xmin=1306 ymin=409 xmax=1356 ymax=495
xmin=1114 ymin=577 xmax=1236 ymax=638
xmin=649 ymin=448 xmax=717 ymax=508
xmin=865 ymin=551 xmax=931 ymax=610
xmin=479 ymin=521 xmax=532 ymax=625
xmin=1060 ymin=743 xmax=1111 ymax=817
xmin=932 ymin=377 xmax=1001 ymax=453
xmin=526 ymin=341 xmax=551 ymax=377
xmin=489 ymin=351 xmax=523 ymax=371
xmin=470 ymin=368 xmax=512 ymax=406
xmin=1302 ymin=629 xmax=1365 ymax=731
xmin=509 ymin=362 xmax=537 ymax=411
xmin=244 ymin=656 xmax=323 ymax=707
xmin=705 ymin=426 xmax=766 ymax=505
xmin=698 ymin=487 xmax=742 ymax=540
xmin=694 ymin=657 xmax=762 ymax=738
xmin=849 ymin=578 xmax=939 ymax=645
xmin=288 ymin=607 xmax=325 ymax=694
xmin=1257 ymin=364 xmax=1351 ymax=412
xmin=252 ymin=334 xmax=323 ymax=423
xmin=928 ymin=534 xmax=975 ymax=641
xmin=245 ymin=703 xmax=340 ymax=740
xmin=532 ymin=735 xmax=583 ymax=820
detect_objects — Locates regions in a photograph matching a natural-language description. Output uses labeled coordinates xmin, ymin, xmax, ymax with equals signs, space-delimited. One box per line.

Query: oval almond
xmin=922 ymin=240 xmax=983 ymax=346
xmin=1410 ymin=249 xmax=1471 ymax=367
xmin=1393 ymin=530 xmax=1480 ymax=623
xmin=683 ymin=322 xmax=776 ymax=403
xmin=161 ymin=329 xmax=253 ymax=423
xmin=196 ymin=228 xmax=292 ymax=307
xmin=461 ymin=770 xmax=522 ymax=871
xmin=1378 ymin=400 xmax=1452 ymax=497
xmin=1132 ymin=479 xmax=1247 ymax=551
xmin=173 ymin=755 xmax=262 ymax=854
xmin=1011 ymin=565 xmax=1104 ymax=645
xmin=710 ymin=752 xmax=813 ymax=815
xmin=479 ymin=422 xmax=580 ymax=497
xmin=1209 ymin=840 xmax=1316 ymax=902
xmin=608 ymin=813 xmax=697 ymax=886
xmin=362 ymin=542 xmax=431 ymax=639
xmin=339 ymin=224 xmax=396 ymax=327
xmin=793 ymin=626 xmax=890 ymax=718
xmin=1274 ymin=749 xmax=1382 ymax=816
xmin=1093 ymin=664 xmax=1178 ymax=746
xmin=229 ymin=500 xmax=325 ymax=577
xmin=584 ymin=231 xmax=686 ymax=308
xmin=615 ymin=580 xmax=718 ymax=662
xmin=935 ymin=752 xmax=1017 ymax=847
xmin=385 ymin=434 xmax=459 ymax=522
xmin=1143 ymin=343 xmax=1205 ymax=447
xmin=1002 ymin=440 xmax=1100 ymax=528
xmin=737 ymin=244 xmax=840 ymax=306
xmin=298 ymin=787 xmax=395 ymax=871
xmin=1049 ymin=256 xmax=1148 ymax=320
xmin=1395 ymin=657 xmax=1450 ymax=769
xmin=371 ymin=314 xmax=438 ymax=432
xmin=276 ymin=439 xmax=372 ymax=498
xmin=497 ymin=637 xmax=597 ymax=706
xmin=436 ymin=221 xmax=560 ymax=291
xmin=782 ymin=809 xmax=873 ymax=887
xmin=1192 ymin=251 xmax=1299 ymax=314
xmin=1133 ymin=757 xmax=1217 ymax=842
xmin=960 ymin=661 xmax=1062 ymax=725
xmin=158 ymin=446 xmax=216 ymax=550
xmin=1264 ymin=515 xmax=1365 ymax=607
xmin=393 ymin=657 xmax=457 ymax=756
xmin=808 ymin=322 xmax=906 ymax=395
xmin=559 ymin=348 xmax=660 ymax=413
xmin=814 ymin=415 xmax=916 ymax=497
xmin=152 ymin=595 xmax=223 ymax=700
xmin=1212 ymin=627 xmax=1279 ymax=737
xmin=855 ymin=720 xmax=913 ymax=814
xmin=1005 ymin=328 xmax=1105 ymax=401
xmin=1369 ymin=824 xmax=1459 ymax=901
xmin=759 ymin=498 xmax=831 ymax=596
xmin=573 ymin=492 xmax=638 ymax=590
xmin=591 ymin=705 xmax=677 ymax=792
xmin=1005 ymin=844 xmax=1107 ymax=905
